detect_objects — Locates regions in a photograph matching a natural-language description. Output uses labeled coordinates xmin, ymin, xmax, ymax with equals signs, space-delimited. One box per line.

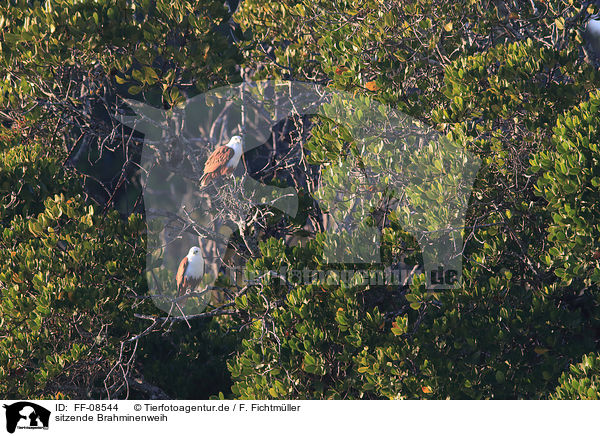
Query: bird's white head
xmin=187 ymin=246 xmax=202 ymax=259
xmin=227 ymin=135 xmax=243 ymax=153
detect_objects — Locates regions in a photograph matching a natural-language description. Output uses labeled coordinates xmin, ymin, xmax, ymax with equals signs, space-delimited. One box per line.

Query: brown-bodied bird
xmin=200 ymin=136 xmax=243 ymax=187
xmin=176 ymin=246 xmax=205 ymax=297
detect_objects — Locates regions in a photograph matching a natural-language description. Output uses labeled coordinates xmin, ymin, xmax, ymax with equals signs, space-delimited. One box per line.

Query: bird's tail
xmin=200 ymin=173 xmax=213 ymax=187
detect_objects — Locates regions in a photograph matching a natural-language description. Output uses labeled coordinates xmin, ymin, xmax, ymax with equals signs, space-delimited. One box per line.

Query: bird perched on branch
xmin=176 ymin=246 xmax=205 ymax=297
xmin=200 ymin=136 xmax=243 ymax=187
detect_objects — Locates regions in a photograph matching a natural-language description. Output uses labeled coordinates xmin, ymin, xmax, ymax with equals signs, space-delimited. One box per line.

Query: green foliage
xmin=2 ymin=0 xmax=600 ymax=400
xmin=228 ymin=234 xmax=597 ymax=399
xmin=0 ymin=121 xmax=77 ymax=224
xmin=553 ymin=353 xmax=600 ymax=399
xmin=228 ymin=0 xmax=600 ymax=400
xmin=0 ymin=115 xmax=239 ymax=399
xmin=228 ymin=238 xmax=405 ymax=399
xmin=0 ymin=0 xmax=245 ymax=399
xmin=0 ymin=124 xmax=148 ymax=397
xmin=0 ymin=194 xmax=146 ymax=397
xmin=532 ymin=90 xmax=600 ymax=289
xmin=0 ymin=0 xmax=241 ymax=108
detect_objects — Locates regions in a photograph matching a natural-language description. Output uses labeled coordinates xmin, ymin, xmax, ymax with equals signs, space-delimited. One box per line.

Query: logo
xmin=3 ymin=402 xmax=50 ymax=434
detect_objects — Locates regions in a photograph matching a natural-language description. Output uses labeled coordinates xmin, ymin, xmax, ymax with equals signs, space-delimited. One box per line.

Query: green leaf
xmin=128 ymin=85 xmax=142 ymax=95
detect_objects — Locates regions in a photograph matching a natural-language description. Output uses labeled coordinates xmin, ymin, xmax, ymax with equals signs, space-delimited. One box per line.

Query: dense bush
xmin=0 ymin=0 xmax=242 ymax=398
xmin=228 ymin=0 xmax=600 ymax=399
xmin=1 ymin=0 xmax=599 ymax=399
xmin=0 ymin=118 xmax=146 ymax=397
xmin=553 ymin=353 xmax=600 ymax=399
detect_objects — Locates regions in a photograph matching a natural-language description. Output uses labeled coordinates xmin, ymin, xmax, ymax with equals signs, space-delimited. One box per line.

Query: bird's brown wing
xmin=203 ymin=146 xmax=234 ymax=175
xmin=176 ymin=257 xmax=188 ymax=295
